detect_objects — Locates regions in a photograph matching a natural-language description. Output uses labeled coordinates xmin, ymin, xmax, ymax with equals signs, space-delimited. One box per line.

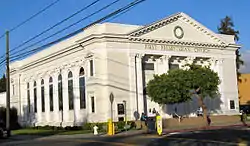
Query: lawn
xmin=11 ymin=129 xmax=94 ymax=136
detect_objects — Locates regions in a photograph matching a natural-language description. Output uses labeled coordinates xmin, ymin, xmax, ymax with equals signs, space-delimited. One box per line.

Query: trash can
xmin=146 ymin=116 xmax=156 ymax=134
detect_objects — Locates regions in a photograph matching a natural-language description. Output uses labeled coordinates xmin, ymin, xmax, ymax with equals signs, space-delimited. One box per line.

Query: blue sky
xmin=0 ymin=0 xmax=249 ymax=75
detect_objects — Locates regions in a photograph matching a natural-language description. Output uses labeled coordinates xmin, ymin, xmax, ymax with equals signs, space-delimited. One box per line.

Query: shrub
xmin=0 ymin=107 xmax=21 ymax=130
xmin=115 ymin=121 xmax=125 ymax=130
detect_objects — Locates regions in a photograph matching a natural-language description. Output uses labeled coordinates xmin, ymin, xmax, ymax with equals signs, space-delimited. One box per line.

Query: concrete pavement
xmin=0 ymin=122 xmax=249 ymax=146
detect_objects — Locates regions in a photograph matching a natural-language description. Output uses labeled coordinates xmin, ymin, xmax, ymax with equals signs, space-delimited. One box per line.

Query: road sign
xmin=109 ymin=92 xmax=114 ymax=103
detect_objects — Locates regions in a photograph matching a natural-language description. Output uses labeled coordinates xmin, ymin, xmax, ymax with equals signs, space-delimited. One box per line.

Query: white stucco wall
xmin=8 ymin=12 xmax=240 ymax=127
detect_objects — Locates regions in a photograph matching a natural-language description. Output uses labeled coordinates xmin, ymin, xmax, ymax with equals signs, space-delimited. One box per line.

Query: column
xmin=156 ymin=55 xmax=171 ymax=117
xmin=135 ymin=53 xmax=145 ymax=117
xmin=128 ymin=53 xmax=136 ymax=120
xmin=157 ymin=55 xmax=171 ymax=74
xmin=217 ymin=58 xmax=226 ymax=113
xmin=53 ymin=72 xmax=60 ymax=125
xmin=36 ymin=78 xmax=42 ymax=125
xmin=72 ymin=67 xmax=80 ymax=126
xmin=44 ymin=76 xmax=50 ymax=124
xmin=210 ymin=58 xmax=224 ymax=113
xmin=62 ymin=69 xmax=69 ymax=125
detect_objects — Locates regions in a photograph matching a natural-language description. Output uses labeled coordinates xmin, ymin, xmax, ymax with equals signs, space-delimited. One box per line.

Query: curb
xmin=163 ymin=123 xmax=249 ymax=135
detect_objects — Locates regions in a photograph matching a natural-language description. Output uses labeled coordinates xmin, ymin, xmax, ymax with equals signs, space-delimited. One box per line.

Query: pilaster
xmin=128 ymin=53 xmax=136 ymax=120
xmin=72 ymin=66 xmax=80 ymax=125
xmin=135 ymin=53 xmax=145 ymax=116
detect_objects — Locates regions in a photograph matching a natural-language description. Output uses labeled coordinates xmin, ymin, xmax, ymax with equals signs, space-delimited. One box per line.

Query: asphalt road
xmin=0 ymin=127 xmax=249 ymax=146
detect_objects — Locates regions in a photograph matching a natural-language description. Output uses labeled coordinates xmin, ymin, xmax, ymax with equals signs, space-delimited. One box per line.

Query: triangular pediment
xmin=129 ymin=12 xmax=227 ymax=45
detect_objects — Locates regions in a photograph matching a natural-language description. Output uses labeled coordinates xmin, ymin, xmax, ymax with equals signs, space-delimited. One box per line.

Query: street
xmin=0 ymin=127 xmax=249 ymax=146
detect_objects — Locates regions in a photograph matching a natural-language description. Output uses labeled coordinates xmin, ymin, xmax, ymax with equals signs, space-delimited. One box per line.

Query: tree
xmin=146 ymin=64 xmax=220 ymax=125
xmin=218 ymin=16 xmax=243 ymax=81
xmin=0 ymin=74 xmax=6 ymax=93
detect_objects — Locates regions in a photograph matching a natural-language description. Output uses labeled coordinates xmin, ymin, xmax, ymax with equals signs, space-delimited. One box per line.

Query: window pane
xmin=143 ymin=63 xmax=154 ymax=70
xmin=230 ymin=100 xmax=235 ymax=109
xmin=68 ymin=71 xmax=73 ymax=78
xmin=68 ymin=80 xmax=74 ymax=110
xmin=79 ymin=67 xmax=85 ymax=76
xmin=90 ymin=60 xmax=94 ymax=76
xmin=49 ymin=84 xmax=53 ymax=111
xmin=41 ymin=86 xmax=45 ymax=112
xmin=58 ymin=74 xmax=62 ymax=81
xmin=117 ymin=104 xmax=124 ymax=115
xmin=169 ymin=64 xmax=179 ymax=70
xmin=79 ymin=77 xmax=86 ymax=109
xmin=58 ymin=82 xmax=63 ymax=111
xmin=49 ymin=77 xmax=53 ymax=83
xmin=27 ymin=90 xmax=30 ymax=113
xmin=34 ymin=88 xmax=37 ymax=113
xmin=91 ymin=96 xmax=95 ymax=113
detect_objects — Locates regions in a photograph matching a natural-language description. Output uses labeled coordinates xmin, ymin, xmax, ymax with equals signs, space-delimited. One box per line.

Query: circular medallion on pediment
xmin=174 ymin=26 xmax=184 ymax=39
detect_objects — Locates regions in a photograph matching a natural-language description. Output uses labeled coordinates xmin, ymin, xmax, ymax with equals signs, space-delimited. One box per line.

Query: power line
xmin=9 ymin=0 xmax=101 ymax=55
xmin=0 ymin=0 xmax=146 ymax=67
xmin=10 ymin=0 xmax=123 ymax=59
xmin=0 ymin=0 xmax=61 ymax=40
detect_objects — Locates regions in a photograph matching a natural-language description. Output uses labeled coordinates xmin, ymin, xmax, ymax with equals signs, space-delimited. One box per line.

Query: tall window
xmin=91 ymin=96 xmax=95 ymax=113
xmin=58 ymin=74 xmax=63 ymax=111
xmin=68 ymin=71 xmax=74 ymax=110
xmin=90 ymin=60 xmax=94 ymax=76
xmin=49 ymin=77 xmax=53 ymax=111
xmin=230 ymin=100 xmax=235 ymax=109
xmin=41 ymin=79 xmax=45 ymax=112
xmin=169 ymin=63 xmax=179 ymax=70
xmin=34 ymin=81 xmax=37 ymax=113
xmin=79 ymin=68 xmax=86 ymax=109
xmin=27 ymin=83 xmax=30 ymax=113
xmin=12 ymin=84 xmax=15 ymax=95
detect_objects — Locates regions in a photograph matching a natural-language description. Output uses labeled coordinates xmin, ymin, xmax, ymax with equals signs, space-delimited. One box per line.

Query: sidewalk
xmin=163 ymin=121 xmax=250 ymax=134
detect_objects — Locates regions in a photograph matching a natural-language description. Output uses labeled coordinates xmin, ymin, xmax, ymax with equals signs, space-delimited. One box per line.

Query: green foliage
xmin=0 ymin=75 xmax=6 ymax=93
xmin=146 ymin=64 xmax=220 ymax=104
xmin=0 ymin=107 xmax=21 ymax=130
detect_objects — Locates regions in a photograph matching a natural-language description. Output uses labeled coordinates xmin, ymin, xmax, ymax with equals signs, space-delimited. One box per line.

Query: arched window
xmin=58 ymin=74 xmax=63 ymax=111
xmin=34 ymin=81 xmax=37 ymax=113
xmin=27 ymin=83 xmax=30 ymax=113
xmin=79 ymin=67 xmax=86 ymax=109
xmin=41 ymin=79 xmax=45 ymax=112
xmin=49 ymin=77 xmax=53 ymax=111
xmin=68 ymin=71 xmax=74 ymax=110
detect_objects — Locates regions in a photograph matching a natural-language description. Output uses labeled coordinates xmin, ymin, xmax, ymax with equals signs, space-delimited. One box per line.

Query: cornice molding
xmin=129 ymin=12 xmax=227 ymax=45
xmin=128 ymin=37 xmax=227 ymax=48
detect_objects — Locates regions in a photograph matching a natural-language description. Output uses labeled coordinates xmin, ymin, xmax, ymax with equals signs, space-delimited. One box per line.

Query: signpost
xmin=108 ymin=92 xmax=114 ymax=135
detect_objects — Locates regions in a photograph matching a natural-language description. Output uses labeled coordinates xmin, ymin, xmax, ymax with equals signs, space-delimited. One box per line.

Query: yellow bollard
xmin=107 ymin=119 xmax=113 ymax=135
xmin=113 ymin=122 xmax=115 ymax=135
xmin=156 ymin=115 xmax=162 ymax=136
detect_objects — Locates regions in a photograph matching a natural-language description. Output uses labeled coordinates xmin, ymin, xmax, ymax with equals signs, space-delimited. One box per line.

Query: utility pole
xmin=6 ymin=31 xmax=10 ymax=136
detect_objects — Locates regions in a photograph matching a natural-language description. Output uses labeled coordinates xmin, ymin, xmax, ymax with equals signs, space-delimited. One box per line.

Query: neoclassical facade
xmin=9 ymin=12 xmax=240 ymax=127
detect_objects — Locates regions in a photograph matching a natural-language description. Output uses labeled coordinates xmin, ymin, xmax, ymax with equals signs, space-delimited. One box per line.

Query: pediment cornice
xmin=129 ymin=12 xmax=227 ymax=45
xmin=128 ymin=37 xmax=227 ymax=48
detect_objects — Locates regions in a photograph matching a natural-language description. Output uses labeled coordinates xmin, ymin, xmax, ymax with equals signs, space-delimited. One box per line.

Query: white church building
xmin=8 ymin=12 xmax=240 ymax=127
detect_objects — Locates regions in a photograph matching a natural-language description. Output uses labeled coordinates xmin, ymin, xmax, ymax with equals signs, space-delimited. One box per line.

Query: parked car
xmin=240 ymin=105 xmax=250 ymax=114
xmin=0 ymin=119 xmax=7 ymax=138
